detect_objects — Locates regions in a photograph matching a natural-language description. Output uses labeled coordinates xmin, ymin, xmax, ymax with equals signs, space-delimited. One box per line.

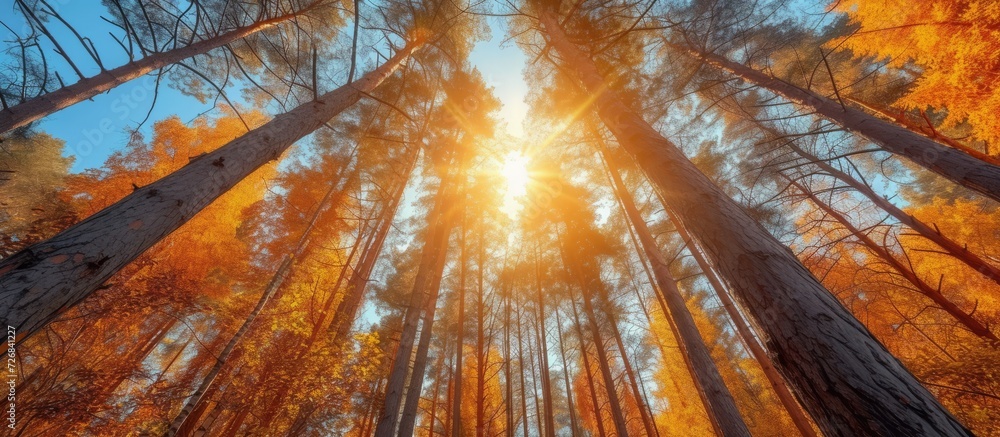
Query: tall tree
xmin=0 ymin=38 xmax=424 ymax=339
xmin=164 ymin=165 xmax=354 ymax=436
xmin=532 ymin=4 xmax=972 ymax=434
xmin=0 ymin=0 xmax=341 ymax=134
xmin=672 ymin=43 xmax=1000 ymax=203
xmin=373 ymin=149 xmax=463 ymax=436
xmin=597 ymin=136 xmax=750 ymax=436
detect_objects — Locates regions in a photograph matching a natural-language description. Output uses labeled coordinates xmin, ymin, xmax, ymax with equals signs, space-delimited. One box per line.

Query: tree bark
xmin=846 ymin=97 xmax=1000 ymax=167
xmin=0 ymin=4 xmax=320 ymax=134
xmin=0 ymin=40 xmax=422 ymax=340
xmin=787 ymin=177 xmax=997 ymax=340
xmin=452 ymin=194 xmax=468 ymax=437
xmin=531 ymin=243 xmax=557 ymax=437
xmin=567 ymin=295 xmax=608 ymax=437
xmin=398 ymin=239 xmax=452 ymax=436
xmin=683 ymin=45 xmax=1000 ymax=203
xmin=598 ymin=142 xmax=749 ymax=437
xmin=666 ymin=207 xmax=819 ymax=437
xmin=554 ymin=308 xmax=582 ymax=437
xmin=374 ymin=163 xmax=461 ymax=436
xmin=539 ymin=10 xmax=971 ymax=436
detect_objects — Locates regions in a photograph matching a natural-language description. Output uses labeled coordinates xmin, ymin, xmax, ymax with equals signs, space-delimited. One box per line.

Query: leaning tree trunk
xmin=374 ymin=163 xmax=461 ymax=437
xmin=786 ymin=177 xmax=997 ymax=340
xmin=0 ymin=3 xmax=323 ymax=134
xmin=598 ymin=142 xmax=749 ymax=437
xmin=165 ymin=167 xmax=349 ymax=436
xmin=680 ymin=44 xmax=1000 ymax=204
xmin=845 ymin=97 xmax=1000 ymax=167
xmin=665 ymin=207 xmax=818 ymax=437
xmin=784 ymin=141 xmax=1000 ymax=287
xmin=0 ymin=40 xmax=422 ymax=340
xmin=539 ymin=9 xmax=970 ymax=436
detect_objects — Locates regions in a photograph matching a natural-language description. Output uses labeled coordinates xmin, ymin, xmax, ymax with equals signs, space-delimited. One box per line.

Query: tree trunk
xmin=503 ymin=284 xmax=513 ymax=437
xmin=538 ymin=10 xmax=970 ymax=436
xmin=616 ymin=190 xmax=699 ymax=421
xmin=554 ymin=308 xmax=581 ymax=437
xmin=516 ymin=304 xmax=531 ymax=437
xmin=527 ymin=317 xmax=544 ymax=437
xmin=0 ymin=4 xmax=320 ymax=134
xmin=568 ymin=296 xmax=608 ymax=437
xmin=328 ymin=149 xmax=418 ymax=342
xmin=682 ymin=44 xmax=1000 ymax=203
xmin=666 ymin=208 xmax=818 ymax=437
xmin=557 ymin=235 xmax=631 ymax=437
xmin=374 ymin=164 xmax=461 ymax=436
xmin=452 ymin=195 xmax=468 ymax=437
xmin=398 ymin=242 xmax=452 ymax=436
xmin=787 ymin=177 xmax=997 ymax=340
xmin=846 ymin=97 xmax=1000 ymax=166
xmin=598 ymin=141 xmax=749 ymax=436
xmin=0 ymin=40 xmax=423 ymax=340
xmin=165 ymin=168 xmax=349 ymax=436
xmin=531 ymin=243 xmax=557 ymax=437
xmin=785 ymin=141 xmax=1000 ymax=288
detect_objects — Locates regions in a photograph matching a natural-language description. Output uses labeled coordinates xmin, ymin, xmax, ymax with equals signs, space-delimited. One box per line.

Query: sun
xmin=500 ymin=151 xmax=530 ymax=218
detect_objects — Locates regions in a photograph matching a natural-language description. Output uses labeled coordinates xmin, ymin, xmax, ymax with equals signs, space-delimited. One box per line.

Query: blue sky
xmin=9 ymin=3 xmax=530 ymax=173
xmin=468 ymin=20 xmax=529 ymax=138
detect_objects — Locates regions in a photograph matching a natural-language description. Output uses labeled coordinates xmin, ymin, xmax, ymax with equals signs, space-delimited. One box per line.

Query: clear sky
xmin=468 ymin=20 xmax=530 ymax=138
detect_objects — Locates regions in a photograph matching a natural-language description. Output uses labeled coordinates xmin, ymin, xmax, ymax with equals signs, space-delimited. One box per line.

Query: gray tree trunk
xmin=666 ymin=207 xmax=818 ymax=437
xmin=374 ymin=165 xmax=461 ymax=436
xmin=539 ymin=9 xmax=970 ymax=436
xmin=0 ymin=4 xmax=321 ymax=134
xmin=600 ymin=143 xmax=749 ymax=437
xmin=0 ymin=41 xmax=421 ymax=340
xmin=685 ymin=45 xmax=1000 ymax=204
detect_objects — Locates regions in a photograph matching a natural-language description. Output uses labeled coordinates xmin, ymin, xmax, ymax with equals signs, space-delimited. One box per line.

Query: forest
xmin=1 ymin=0 xmax=999 ymax=435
